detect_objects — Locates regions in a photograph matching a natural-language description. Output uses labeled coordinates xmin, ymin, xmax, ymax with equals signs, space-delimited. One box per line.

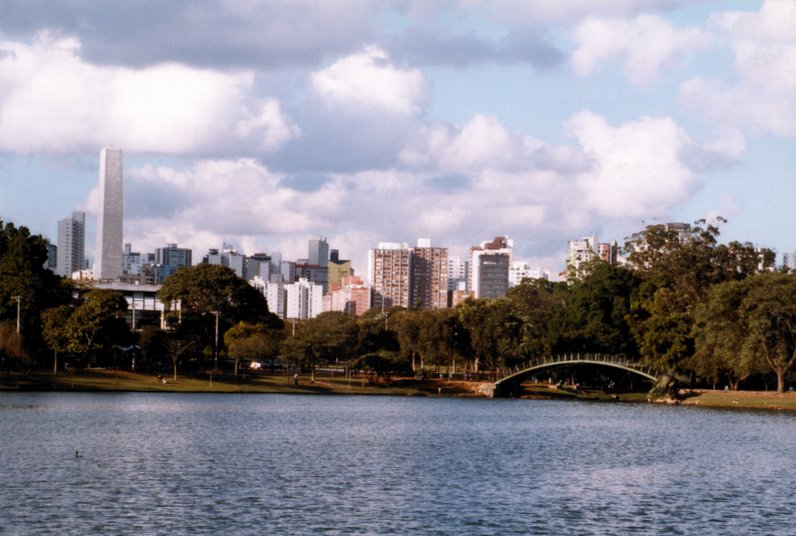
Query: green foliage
xmin=0 ymin=324 xmax=28 ymax=366
xmin=558 ymin=263 xmax=640 ymax=356
xmin=739 ymin=273 xmax=796 ymax=393
xmin=66 ymin=289 xmax=131 ymax=357
xmin=0 ymin=220 xmax=71 ymax=364
xmin=691 ymin=280 xmax=764 ymax=389
xmin=224 ymin=321 xmax=284 ymax=375
xmin=158 ymin=264 xmax=280 ymax=362
xmin=357 ymin=351 xmax=411 ymax=384
xmin=624 ymin=218 xmax=773 ymax=370
xmin=280 ymin=312 xmax=359 ymax=371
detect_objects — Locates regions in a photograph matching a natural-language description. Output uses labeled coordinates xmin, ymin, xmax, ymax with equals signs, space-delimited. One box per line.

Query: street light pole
xmin=11 ymin=296 xmax=21 ymax=334
xmin=211 ymin=311 xmax=220 ymax=370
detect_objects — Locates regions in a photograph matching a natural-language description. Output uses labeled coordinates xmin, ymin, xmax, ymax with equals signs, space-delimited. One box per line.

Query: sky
xmin=1 ymin=0 xmax=795 ymax=278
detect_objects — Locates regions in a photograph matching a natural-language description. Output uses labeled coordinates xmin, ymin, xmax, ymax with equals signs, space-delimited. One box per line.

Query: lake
xmin=2 ymin=393 xmax=795 ymax=535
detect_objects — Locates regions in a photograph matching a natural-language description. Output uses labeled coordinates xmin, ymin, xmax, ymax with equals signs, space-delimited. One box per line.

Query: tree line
xmin=2 ymin=217 xmax=795 ymax=392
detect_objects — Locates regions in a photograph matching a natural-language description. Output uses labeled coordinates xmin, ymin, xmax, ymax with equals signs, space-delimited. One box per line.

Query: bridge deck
xmin=492 ymin=354 xmax=661 ymax=397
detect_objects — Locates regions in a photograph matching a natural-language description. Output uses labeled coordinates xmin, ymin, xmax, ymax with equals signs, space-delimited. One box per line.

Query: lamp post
xmin=11 ymin=296 xmax=21 ymax=334
xmin=210 ymin=310 xmax=220 ymax=370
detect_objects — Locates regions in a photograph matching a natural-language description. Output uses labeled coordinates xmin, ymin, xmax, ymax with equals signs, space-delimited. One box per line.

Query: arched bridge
xmin=492 ymin=354 xmax=661 ymax=398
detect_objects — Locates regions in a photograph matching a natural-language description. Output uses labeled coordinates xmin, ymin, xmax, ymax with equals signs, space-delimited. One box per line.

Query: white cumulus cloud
xmin=565 ymin=111 xmax=697 ymax=218
xmin=680 ymin=0 xmax=796 ymax=138
xmin=0 ymin=32 xmax=299 ymax=155
xmin=572 ymin=14 xmax=713 ymax=85
xmin=311 ymin=46 xmax=429 ymax=117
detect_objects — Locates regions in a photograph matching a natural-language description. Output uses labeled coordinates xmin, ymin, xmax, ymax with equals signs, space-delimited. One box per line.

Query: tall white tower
xmin=94 ymin=146 xmax=124 ymax=280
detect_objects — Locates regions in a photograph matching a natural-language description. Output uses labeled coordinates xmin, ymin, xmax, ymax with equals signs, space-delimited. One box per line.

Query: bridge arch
xmin=493 ymin=354 xmax=660 ymax=398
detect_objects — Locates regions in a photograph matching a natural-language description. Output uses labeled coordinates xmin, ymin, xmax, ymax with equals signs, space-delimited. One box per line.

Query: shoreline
xmin=3 ymin=369 xmax=796 ymax=411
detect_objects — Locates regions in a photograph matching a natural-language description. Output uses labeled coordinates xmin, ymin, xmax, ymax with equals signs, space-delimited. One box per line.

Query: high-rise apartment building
xmin=56 ymin=211 xmax=85 ymax=277
xmin=411 ymin=239 xmax=448 ymax=309
xmin=94 ymin=147 xmax=124 ymax=280
xmin=447 ymin=256 xmax=469 ymax=292
xmin=369 ymin=243 xmax=412 ymax=309
xmin=470 ymin=236 xmax=512 ymax=299
xmin=567 ymin=236 xmax=621 ymax=280
xmin=509 ymin=262 xmax=549 ymax=287
xmin=285 ymin=278 xmax=324 ymax=319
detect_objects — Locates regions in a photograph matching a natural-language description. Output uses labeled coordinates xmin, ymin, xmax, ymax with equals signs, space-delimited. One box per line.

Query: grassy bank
xmin=678 ymin=389 xmax=796 ymax=410
xmin=0 ymin=369 xmax=483 ymax=397
xmin=4 ymin=370 xmax=796 ymax=411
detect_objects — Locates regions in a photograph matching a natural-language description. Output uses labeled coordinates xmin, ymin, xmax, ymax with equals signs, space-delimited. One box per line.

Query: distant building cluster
xmin=52 ymin=147 xmax=779 ymax=326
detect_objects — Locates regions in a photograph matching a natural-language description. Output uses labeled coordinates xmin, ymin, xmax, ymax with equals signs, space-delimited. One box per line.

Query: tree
xmin=624 ymin=218 xmax=774 ymax=370
xmin=692 ymin=280 xmax=764 ymax=389
xmin=0 ymin=324 xmax=27 ymax=369
xmin=693 ymin=273 xmax=796 ymax=393
xmin=41 ymin=305 xmax=74 ymax=375
xmin=739 ymin=274 xmax=796 ymax=393
xmin=158 ymin=264 xmax=280 ymax=365
xmin=391 ymin=309 xmax=424 ymax=371
xmin=224 ymin=321 xmax=284 ymax=377
xmin=506 ymin=278 xmax=568 ymax=357
xmin=0 ymin=220 xmax=71 ymax=365
xmin=66 ymin=289 xmax=130 ymax=365
xmin=457 ymin=298 xmax=496 ymax=372
xmin=559 ymin=263 xmax=641 ymax=357
xmin=280 ymin=312 xmax=359 ymax=375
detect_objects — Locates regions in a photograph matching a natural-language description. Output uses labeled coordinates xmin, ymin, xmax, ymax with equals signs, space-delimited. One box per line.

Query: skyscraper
xmin=308 ymin=236 xmax=329 ymax=266
xmin=56 ymin=211 xmax=85 ymax=277
xmin=94 ymin=147 xmax=124 ymax=280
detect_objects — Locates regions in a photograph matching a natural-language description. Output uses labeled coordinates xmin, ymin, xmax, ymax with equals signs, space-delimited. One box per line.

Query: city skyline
xmin=1 ymin=1 xmax=794 ymax=276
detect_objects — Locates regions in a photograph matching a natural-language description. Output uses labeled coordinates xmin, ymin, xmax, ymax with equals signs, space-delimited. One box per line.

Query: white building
xmin=285 ymin=278 xmax=324 ymax=319
xmin=448 ymin=256 xmax=469 ymax=292
xmin=94 ymin=147 xmax=124 ymax=280
xmin=509 ymin=262 xmax=550 ymax=287
xmin=470 ymin=236 xmax=512 ymax=299
xmin=251 ymin=275 xmax=287 ymax=319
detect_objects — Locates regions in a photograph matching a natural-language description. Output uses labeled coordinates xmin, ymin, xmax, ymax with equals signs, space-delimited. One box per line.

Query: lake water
xmin=2 ymin=393 xmax=795 ymax=535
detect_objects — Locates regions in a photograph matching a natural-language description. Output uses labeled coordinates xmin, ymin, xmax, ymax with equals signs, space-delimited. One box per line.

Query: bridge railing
xmin=495 ymin=353 xmax=658 ymax=383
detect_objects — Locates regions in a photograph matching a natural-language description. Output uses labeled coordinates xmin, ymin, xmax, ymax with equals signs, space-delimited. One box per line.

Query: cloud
xmin=680 ymin=1 xmax=796 ymax=138
xmin=463 ymin=0 xmax=683 ymax=26
xmin=311 ymin=46 xmax=429 ymax=117
xmin=0 ymin=33 xmax=299 ymax=155
xmin=572 ymin=14 xmax=712 ymax=85
xmin=565 ymin=111 xmax=698 ymax=218
xmin=0 ymin=0 xmax=378 ymax=69
xmin=268 ymin=46 xmax=430 ymax=173
xmin=121 ymin=159 xmax=345 ymax=257
xmin=388 ymin=26 xmax=564 ymax=69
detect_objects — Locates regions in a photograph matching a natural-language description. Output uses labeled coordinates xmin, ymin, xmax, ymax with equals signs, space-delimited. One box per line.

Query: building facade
xmin=447 ymin=256 xmax=469 ymax=292
xmin=368 ymin=243 xmax=412 ymax=309
xmin=56 ymin=211 xmax=85 ymax=277
xmin=285 ymin=278 xmax=324 ymax=319
xmin=470 ymin=236 xmax=512 ymax=299
xmin=411 ymin=239 xmax=448 ymax=309
xmin=155 ymin=243 xmax=193 ymax=281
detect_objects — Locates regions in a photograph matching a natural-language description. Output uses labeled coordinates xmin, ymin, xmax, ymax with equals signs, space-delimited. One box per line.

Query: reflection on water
xmin=1 ymin=393 xmax=794 ymax=535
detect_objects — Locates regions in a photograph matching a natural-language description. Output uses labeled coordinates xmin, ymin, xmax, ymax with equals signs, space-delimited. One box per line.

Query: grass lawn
xmin=4 ymin=370 xmax=796 ymax=410
xmin=679 ymin=389 xmax=796 ymax=410
xmin=0 ymin=369 xmax=483 ymax=397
